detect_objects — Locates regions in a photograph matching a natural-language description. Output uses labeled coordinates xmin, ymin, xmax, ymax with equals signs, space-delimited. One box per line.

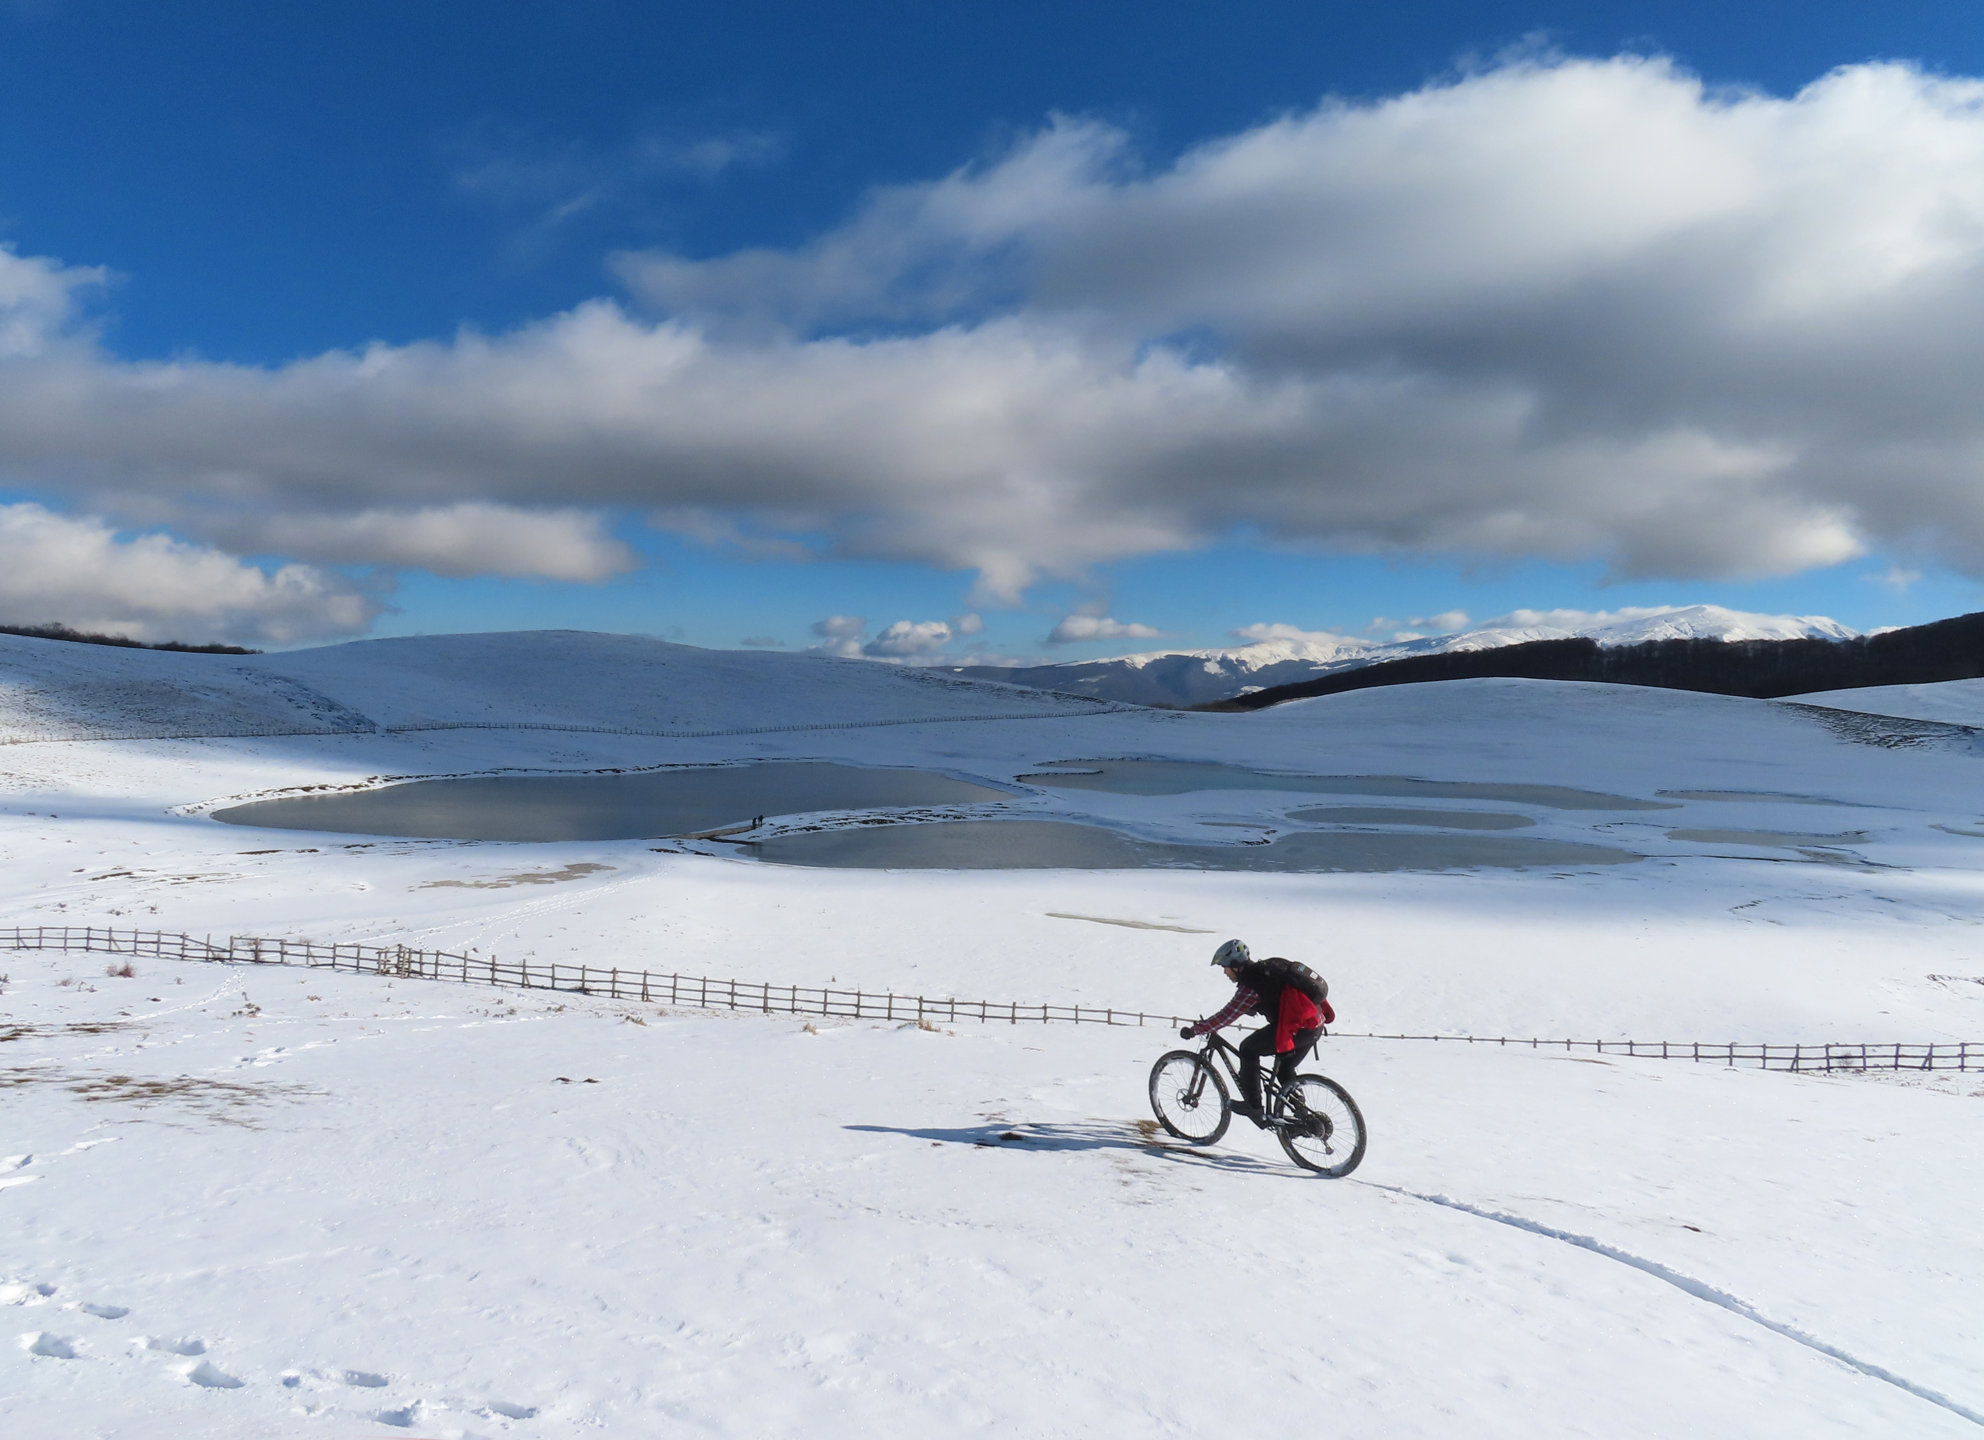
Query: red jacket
xmin=1274 ymin=986 xmax=1323 ymax=1053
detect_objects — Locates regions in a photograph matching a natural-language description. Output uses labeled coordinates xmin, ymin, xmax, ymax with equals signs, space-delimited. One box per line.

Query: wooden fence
xmin=3 ymin=925 xmax=1976 ymax=1072
xmin=0 ymin=925 xmax=1186 ymax=1030
xmin=1322 ymin=1031 xmax=1979 ymax=1073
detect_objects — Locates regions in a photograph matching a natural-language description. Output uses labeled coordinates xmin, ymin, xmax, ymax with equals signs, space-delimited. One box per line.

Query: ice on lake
xmin=1285 ymin=805 xmax=1536 ymax=830
xmin=211 ymin=761 xmax=1013 ymax=842
xmin=1023 ymin=760 xmax=1676 ymax=810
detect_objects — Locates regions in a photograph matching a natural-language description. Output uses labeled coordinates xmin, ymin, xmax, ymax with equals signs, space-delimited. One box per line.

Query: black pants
xmin=1236 ymin=1025 xmax=1324 ymax=1109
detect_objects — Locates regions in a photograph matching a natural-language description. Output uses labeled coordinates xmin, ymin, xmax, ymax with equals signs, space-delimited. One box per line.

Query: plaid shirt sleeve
xmin=1186 ymin=985 xmax=1259 ymax=1037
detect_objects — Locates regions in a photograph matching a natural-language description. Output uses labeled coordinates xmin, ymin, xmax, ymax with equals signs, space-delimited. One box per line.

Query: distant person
xmin=1181 ymin=939 xmax=1335 ymax=1121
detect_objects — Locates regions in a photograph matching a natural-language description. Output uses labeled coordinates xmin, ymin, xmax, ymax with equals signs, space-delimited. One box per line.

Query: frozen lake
xmin=1024 ymin=760 xmax=1678 ymax=810
xmin=210 ymin=762 xmax=1012 ymax=841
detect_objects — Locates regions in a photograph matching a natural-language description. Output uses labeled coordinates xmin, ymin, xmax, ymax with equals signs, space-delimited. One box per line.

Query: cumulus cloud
xmin=804 ymin=613 xmax=964 ymax=659
xmin=807 ymin=614 xmax=867 ymax=657
xmin=1045 ymin=614 xmax=1164 ymax=645
xmin=0 ymin=503 xmax=381 ymax=644
xmin=1230 ymin=622 xmax=1357 ymax=645
xmin=15 ymin=56 xmax=1984 ymax=602
xmin=863 ymin=619 xmax=953 ymax=656
xmin=1477 ymin=604 xmax=1701 ymax=630
xmin=1411 ymin=611 xmax=1471 ymax=635
xmin=0 ymin=244 xmax=108 ymax=359
xmin=239 ymin=503 xmax=633 ymax=581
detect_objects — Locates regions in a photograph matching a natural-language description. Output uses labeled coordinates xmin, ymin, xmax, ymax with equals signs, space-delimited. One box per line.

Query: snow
xmin=1792 ymin=677 xmax=1984 ymax=728
xmin=2 ymin=632 xmax=1983 ymax=1437
xmin=952 ymin=604 xmax=1857 ymax=706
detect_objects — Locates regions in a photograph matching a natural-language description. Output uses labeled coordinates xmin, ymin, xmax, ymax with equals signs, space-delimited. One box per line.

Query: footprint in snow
xmin=139 ymin=1334 xmax=207 ymax=1356
xmin=182 ymin=1358 xmax=244 ymax=1388
xmin=20 ymin=1331 xmax=77 ymax=1359
xmin=279 ymin=1366 xmax=390 ymax=1389
xmin=67 ymin=1301 xmax=129 ymax=1319
xmin=373 ymin=1399 xmax=445 ymax=1428
xmin=1 ymin=1281 xmax=56 ymax=1305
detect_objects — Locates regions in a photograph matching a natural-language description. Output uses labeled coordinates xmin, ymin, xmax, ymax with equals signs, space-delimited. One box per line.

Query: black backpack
xmin=1253 ymin=956 xmax=1333 ymax=1022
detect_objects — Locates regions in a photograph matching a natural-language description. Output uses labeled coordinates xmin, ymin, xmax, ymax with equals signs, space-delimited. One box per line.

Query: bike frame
xmin=1191 ymin=1027 xmax=1307 ymax=1121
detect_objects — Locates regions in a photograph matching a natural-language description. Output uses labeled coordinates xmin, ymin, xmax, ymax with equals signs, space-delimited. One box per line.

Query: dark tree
xmin=0 ymin=622 xmax=259 ymax=656
xmin=1200 ymin=612 xmax=1984 ymax=711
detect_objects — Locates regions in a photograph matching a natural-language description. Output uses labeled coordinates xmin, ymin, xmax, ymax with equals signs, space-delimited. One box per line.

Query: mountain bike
xmin=1148 ymin=1028 xmax=1367 ymax=1176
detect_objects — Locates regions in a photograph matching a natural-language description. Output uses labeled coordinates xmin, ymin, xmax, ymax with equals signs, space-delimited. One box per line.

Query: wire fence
xmin=0 ymin=925 xmax=1188 ymax=1030
xmin=4 ymin=925 xmax=1977 ymax=1072
xmin=1323 ymin=1031 xmax=1979 ymax=1073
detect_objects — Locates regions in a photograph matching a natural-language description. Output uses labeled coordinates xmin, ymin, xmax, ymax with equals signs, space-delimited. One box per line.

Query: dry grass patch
xmin=1 ymin=1065 xmax=313 ymax=1125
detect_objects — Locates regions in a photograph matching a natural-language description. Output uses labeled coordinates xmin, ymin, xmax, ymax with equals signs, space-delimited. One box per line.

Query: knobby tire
xmin=1277 ymin=1073 xmax=1367 ymax=1177
xmin=1148 ymin=1050 xmax=1231 ymax=1145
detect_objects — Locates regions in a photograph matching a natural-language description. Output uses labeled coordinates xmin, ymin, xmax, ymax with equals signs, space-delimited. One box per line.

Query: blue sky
xmin=2 ymin=1 xmax=1983 ymax=656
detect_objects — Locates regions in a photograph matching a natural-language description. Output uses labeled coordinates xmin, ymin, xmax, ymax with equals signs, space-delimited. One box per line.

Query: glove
xmin=1180 ymin=1026 xmax=1196 ymax=1040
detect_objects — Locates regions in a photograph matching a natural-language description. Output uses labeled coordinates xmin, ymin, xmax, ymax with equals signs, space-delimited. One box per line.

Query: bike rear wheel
xmin=1278 ymin=1074 xmax=1366 ymax=1176
xmin=1148 ymin=1050 xmax=1231 ymax=1144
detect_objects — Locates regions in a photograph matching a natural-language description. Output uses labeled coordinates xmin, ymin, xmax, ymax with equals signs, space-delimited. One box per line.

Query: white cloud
xmin=1411 ymin=611 xmax=1471 ymax=634
xmin=15 ymin=57 xmax=1984 ymax=601
xmin=1876 ymin=566 xmax=1923 ymax=592
xmin=807 ymin=613 xmax=869 ymax=657
xmin=1230 ymin=622 xmax=1353 ymax=645
xmin=0 ymin=503 xmax=381 ymax=644
xmin=1477 ymin=605 xmax=1692 ymax=630
xmin=863 ymin=619 xmax=952 ymax=656
xmin=1045 ymin=614 xmax=1164 ymax=645
xmin=951 ymin=611 xmax=984 ymax=636
xmin=0 ymin=244 xmax=108 ymax=359
xmin=240 ymin=503 xmax=633 ymax=581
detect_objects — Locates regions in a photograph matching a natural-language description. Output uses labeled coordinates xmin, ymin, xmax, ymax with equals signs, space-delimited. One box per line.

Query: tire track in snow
xmin=1372 ymin=1184 xmax=1984 ymax=1428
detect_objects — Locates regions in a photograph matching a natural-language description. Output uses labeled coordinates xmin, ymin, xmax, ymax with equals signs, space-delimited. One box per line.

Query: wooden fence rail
xmin=3 ymin=925 xmax=1975 ymax=1073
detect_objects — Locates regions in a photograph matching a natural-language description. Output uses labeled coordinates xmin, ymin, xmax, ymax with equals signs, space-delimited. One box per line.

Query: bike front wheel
xmin=1278 ymin=1074 xmax=1367 ymax=1176
xmin=1148 ymin=1050 xmax=1231 ymax=1144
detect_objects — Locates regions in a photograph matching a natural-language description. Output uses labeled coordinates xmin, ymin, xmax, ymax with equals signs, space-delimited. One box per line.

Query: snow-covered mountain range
xmin=948 ymin=606 xmax=1859 ymax=708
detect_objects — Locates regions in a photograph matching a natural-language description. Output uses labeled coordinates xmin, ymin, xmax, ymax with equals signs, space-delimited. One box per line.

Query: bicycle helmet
xmin=1211 ymin=938 xmax=1250 ymax=968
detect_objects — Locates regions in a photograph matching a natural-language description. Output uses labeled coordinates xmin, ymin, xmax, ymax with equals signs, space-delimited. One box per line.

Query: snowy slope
xmin=4 ymin=960 xmax=1978 ymax=1439
xmin=0 ymin=630 xmax=1112 ymax=744
xmin=2 ymin=631 xmax=1983 ymax=1438
xmin=950 ymin=605 xmax=1857 ymax=706
xmin=1791 ymin=676 xmax=1984 ymax=727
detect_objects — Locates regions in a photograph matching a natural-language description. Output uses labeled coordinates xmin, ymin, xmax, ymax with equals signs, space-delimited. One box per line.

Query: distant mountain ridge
xmin=946 ymin=606 xmax=1857 ymax=707
xmin=1206 ymin=609 xmax=1984 ymax=712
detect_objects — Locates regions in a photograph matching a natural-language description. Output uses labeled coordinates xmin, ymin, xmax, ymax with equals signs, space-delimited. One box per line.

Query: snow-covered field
xmin=3 ymin=632 xmax=1983 ymax=1437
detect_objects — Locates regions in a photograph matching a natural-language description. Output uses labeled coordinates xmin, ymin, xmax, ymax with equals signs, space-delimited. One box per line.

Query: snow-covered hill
xmin=950 ymin=605 xmax=1857 ymax=707
xmin=1791 ymin=676 xmax=1984 ymax=727
xmin=0 ymin=629 xmax=1110 ymax=744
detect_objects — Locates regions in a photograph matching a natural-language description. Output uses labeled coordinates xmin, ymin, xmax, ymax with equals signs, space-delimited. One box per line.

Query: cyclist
xmin=1181 ymin=939 xmax=1332 ymax=1123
